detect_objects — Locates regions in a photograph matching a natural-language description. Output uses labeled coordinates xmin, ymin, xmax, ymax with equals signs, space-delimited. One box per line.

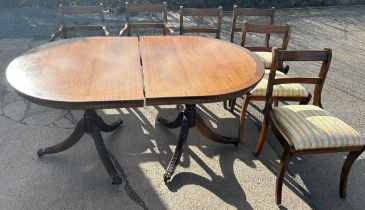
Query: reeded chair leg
xmin=276 ymin=150 xmax=293 ymax=205
xmin=340 ymin=148 xmax=365 ymax=198
xmin=238 ymin=95 xmax=250 ymax=141
xmin=254 ymin=117 xmax=268 ymax=156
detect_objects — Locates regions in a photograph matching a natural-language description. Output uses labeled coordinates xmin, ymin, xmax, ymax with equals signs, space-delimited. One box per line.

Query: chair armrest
xmin=119 ymin=24 xmax=129 ymax=36
xmin=50 ymin=27 xmax=63 ymax=42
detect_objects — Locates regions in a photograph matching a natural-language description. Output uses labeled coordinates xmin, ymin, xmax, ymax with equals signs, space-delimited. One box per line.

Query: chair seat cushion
xmin=254 ymin=51 xmax=272 ymax=68
xmin=273 ymin=105 xmax=364 ymax=150
xmin=250 ymin=70 xmax=309 ymax=97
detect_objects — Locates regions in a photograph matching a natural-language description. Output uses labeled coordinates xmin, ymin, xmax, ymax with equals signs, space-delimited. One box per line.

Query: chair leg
xmin=223 ymin=100 xmax=228 ymax=110
xmin=238 ymin=95 xmax=250 ymax=141
xmin=339 ymin=148 xmax=365 ymax=198
xmin=274 ymin=101 xmax=279 ymax=107
xmin=253 ymin=117 xmax=268 ymax=156
xmin=229 ymin=98 xmax=237 ymax=113
xmin=276 ymin=150 xmax=293 ymax=205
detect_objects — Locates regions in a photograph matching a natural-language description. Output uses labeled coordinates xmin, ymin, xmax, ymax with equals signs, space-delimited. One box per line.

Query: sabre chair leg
xmin=97 ymin=116 xmax=123 ymax=133
xmin=276 ymin=150 xmax=293 ymax=205
xmin=37 ymin=118 xmax=86 ymax=157
xmin=254 ymin=117 xmax=268 ymax=156
xmin=163 ymin=116 xmax=190 ymax=182
xmin=238 ymin=95 xmax=250 ymax=142
xmin=340 ymin=148 xmax=365 ymax=198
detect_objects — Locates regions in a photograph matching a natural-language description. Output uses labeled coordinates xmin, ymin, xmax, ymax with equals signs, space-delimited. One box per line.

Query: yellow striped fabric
xmin=250 ymin=70 xmax=309 ymax=97
xmin=273 ymin=105 xmax=364 ymax=150
xmin=254 ymin=52 xmax=272 ymax=68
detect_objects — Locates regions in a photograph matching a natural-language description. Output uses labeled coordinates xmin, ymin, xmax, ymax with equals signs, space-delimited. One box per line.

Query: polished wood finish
xmin=119 ymin=2 xmax=173 ymax=36
xmin=254 ymin=48 xmax=365 ymax=205
xmin=6 ymin=37 xmax=144 ymax=109
xmin=140 ymin=36 xmax=264 ymax=105
xmin=179 ymin=6 xmax=223 ymax=39
xmin=50 ymin=4 xmax=110 ymax=41
xmin=230 ymin=5 xmax=275 ymax=43
xmin=7 ymin=36 xmax=264 ymax=184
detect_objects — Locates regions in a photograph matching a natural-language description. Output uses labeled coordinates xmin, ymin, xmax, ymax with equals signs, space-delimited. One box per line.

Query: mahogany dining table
xmin=6 ymin=36 xmax=264 ymax=184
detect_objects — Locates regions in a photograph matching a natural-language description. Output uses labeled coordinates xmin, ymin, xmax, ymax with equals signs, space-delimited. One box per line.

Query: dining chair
xmin=227 ymin=24 xmax=306 ymax=139
xmin=119 ymin=2 xmax=173 ymax=36
xmin=179 ymin=6 xmax=223 ymax=39
xmin=50 ymin=3 xmax=110 ymax=42
xmin=230 ymin=5 xmax=275 ymax=43
xmin=255 ymin=47 xmax=365 ymax=205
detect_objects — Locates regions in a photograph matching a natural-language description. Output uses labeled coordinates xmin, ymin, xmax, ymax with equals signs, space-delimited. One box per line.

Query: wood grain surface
xmin=140 ymin=36 xmax=264 ymax=105
xmin=6 ymin=37 xmax=144 ymax=109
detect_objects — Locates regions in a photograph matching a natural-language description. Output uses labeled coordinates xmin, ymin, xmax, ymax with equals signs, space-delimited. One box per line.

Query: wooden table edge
xmin=12 ymin=89 xmax=144 ymax=110
xmin=145 ymin=77 xmax=262 ymax=106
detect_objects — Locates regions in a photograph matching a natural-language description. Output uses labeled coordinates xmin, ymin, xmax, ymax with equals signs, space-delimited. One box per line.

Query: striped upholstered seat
xmin=273 ymin=105 xmax=364 ymax=150
xmin=250 ymin=70 xmax=309 ymax=97
xmin=254 ymin=52 xmax=272 ymax=68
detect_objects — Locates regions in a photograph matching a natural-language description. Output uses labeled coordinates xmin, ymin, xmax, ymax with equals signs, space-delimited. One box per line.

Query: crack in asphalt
xmin=109 ymin=152 xmax=149 ymax=210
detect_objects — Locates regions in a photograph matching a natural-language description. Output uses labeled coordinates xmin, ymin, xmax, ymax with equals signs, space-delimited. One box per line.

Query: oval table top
xmin=6 ymin=36 xmax=264 ymax=109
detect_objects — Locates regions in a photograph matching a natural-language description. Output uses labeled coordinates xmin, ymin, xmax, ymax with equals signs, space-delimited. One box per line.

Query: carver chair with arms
xmin=254 ymin=48 xmax=365 ymax=205
xmin=50 ymin=3 xmax=110 ymax=42
xmin=179 ymin=6 xmax=223 ymax=39
xmin=119 ymin=2 xmax=173 ymax=36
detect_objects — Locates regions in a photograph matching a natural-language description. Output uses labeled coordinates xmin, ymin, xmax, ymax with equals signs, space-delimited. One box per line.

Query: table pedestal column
xmin=158 ymin=104 xmax=238 ymax=182
xmin=37 ymin=110 xmax=123 ymax=185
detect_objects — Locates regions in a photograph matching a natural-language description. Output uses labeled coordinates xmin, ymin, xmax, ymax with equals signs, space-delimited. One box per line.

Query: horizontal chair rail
xmin=277 ymin=51 xmax=331 ymax=61
xmin=182 ymin=28 xmax=219 ymax=33
xmin=274 ymin=77 xmax=322 ymax=85
xmin=245 ymin=46 xmax=272 ymax=51
xmin=181 ymin=8 xmax=222 ymax=16
xmin=235 ymin=7 xmax=275 ymax=16
xmin=245 ymin=24 xmax=289 ymax=34
xmin=126 ymin=4 xmax=167 ymax=13
xmin=64 ymin=25 xmax=105 ymax=32
xmin=62 ymin=5 xmax=102 ymax=15
xmin=129 ymin=23 xmax=166 ymax=29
